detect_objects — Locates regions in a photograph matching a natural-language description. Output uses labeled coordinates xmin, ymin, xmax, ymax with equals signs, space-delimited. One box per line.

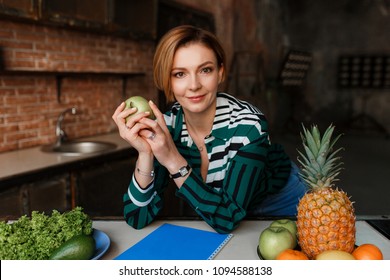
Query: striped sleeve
xmin=123 ymin=163 xmax=169 ymax=229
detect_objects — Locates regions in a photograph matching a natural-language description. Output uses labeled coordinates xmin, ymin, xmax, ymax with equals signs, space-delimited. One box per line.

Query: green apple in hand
xmin=258 ymin=226 xmax=295 ymax=260
xmin=124 ymin=96 xmax=155 ymax=121
xmin=270 ymin=219 xmax=297 ymax=247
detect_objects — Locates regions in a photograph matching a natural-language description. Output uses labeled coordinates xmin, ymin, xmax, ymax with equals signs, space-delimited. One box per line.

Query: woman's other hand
xmin=138 ymin=101 xmax=186 ymax=172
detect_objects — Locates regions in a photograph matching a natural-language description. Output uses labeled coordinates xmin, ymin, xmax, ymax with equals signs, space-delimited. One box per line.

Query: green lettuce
xmin=0 ymin=207 xmax=93 ymax=260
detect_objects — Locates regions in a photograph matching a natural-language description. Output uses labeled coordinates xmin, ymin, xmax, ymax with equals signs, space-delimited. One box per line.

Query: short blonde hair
xmin=153 ymin=25 xmax=226 ymax=103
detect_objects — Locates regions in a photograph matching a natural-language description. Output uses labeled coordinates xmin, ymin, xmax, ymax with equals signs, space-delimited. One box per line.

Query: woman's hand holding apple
xmin=112 ymin=101 xmax=153 ymax=154
xmin=113 ymin=96 xmax=189 ymax=180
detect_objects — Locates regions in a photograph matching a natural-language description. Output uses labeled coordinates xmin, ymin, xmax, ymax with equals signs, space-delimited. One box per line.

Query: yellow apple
xmin=315 ymin=250 xmax=355 ymax=260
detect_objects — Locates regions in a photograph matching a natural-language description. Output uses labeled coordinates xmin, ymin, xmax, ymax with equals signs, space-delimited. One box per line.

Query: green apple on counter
xmin=258 ymin=226 xmax=295 ymax=260
xmin=124 ymin=96 xmax=155 ymax=121
xmin=269 ymin=219 xmax=297 ymax=248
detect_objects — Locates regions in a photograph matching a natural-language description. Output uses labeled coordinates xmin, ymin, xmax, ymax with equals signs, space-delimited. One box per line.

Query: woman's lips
xmin=188 ymin=95 xmax=205 ymax=102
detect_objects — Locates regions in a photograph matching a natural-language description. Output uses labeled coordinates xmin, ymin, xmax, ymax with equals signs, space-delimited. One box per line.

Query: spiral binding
xmin=208 ymin=233 xmax=234 ymax=260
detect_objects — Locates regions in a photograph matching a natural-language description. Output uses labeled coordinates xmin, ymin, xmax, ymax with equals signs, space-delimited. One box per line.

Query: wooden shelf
xmin=0 ymin=70 xmax=146 ymax=103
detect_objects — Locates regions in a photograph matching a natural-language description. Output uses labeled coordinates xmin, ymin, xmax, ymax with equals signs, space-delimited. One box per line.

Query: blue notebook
xmin=114 ymin=223 xmax=233 ymax=260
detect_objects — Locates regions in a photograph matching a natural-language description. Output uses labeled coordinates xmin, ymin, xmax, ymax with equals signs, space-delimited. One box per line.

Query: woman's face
xmin=170 ymin=43 xmax=224 ymax=115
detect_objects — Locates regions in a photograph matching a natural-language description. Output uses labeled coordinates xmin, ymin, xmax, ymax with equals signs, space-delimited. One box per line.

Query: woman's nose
xmin=189 ymin=74 xmax=201 ymax=91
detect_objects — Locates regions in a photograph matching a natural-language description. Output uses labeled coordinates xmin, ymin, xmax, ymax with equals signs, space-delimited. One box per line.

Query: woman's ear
xmin=218 ymin=63 xmax=225 ymax=84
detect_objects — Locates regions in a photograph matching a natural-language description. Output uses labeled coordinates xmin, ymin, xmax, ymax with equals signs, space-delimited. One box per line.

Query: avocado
xmin=49 ymin=234 xmax=96 ymax=260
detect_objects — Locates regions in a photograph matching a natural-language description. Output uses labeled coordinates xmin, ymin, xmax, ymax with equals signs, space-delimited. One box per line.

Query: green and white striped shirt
xmin=124 ymin=93 xmax=291 ymax=233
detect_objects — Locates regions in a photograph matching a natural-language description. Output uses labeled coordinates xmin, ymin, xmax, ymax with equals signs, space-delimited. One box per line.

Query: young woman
xmin=112 ymin=25 xmax=307 ymax=233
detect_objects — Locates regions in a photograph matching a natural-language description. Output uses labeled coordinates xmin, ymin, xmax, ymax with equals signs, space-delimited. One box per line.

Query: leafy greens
xmin=0 ymin=207 xmax=93 ymax=260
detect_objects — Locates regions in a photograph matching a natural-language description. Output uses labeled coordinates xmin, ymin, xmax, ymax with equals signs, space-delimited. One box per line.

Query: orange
xmin=352 ymin=244 xmax=383 ymax=260
xmin=276 ymin=249 xmax=309 ymax=260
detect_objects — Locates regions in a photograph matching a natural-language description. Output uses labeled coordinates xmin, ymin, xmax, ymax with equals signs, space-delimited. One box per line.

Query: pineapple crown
xmin=297 ymin=124 xmax=344 ymax=189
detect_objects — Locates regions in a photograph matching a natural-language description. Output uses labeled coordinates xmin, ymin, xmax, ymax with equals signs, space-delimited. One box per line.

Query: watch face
xmin=179 ymin=166 xmax=189 ymax=176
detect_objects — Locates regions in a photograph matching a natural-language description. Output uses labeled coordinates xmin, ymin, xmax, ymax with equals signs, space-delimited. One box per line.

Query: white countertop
xmin=0 ymin=132 xmax=132 ymax=182
xmin=93 ymin=220 xmax=390 ymax=260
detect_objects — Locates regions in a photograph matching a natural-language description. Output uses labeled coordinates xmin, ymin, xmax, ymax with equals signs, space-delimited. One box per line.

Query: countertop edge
xmin=0 ymin=132 xmax=135 ymax=188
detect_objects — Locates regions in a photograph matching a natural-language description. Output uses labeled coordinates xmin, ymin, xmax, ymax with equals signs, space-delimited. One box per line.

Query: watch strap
xmin=169 ymin=164 xmax=191 ymax=179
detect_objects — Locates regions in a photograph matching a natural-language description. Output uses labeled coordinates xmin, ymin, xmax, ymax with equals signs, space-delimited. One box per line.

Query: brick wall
xmin=0 ymin=19 xmax=156 ymax=152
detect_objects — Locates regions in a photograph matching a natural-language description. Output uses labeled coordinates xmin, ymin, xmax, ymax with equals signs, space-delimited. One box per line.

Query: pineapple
xmin=296 ymin=124 xmax=356 ymax=259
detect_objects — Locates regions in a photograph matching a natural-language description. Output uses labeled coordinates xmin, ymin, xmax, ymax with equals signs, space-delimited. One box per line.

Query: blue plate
xmin=92 ymin=229 xmax=110 ymax=260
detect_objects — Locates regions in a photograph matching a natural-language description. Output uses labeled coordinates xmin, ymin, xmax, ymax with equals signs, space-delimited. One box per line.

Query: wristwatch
xmin=170 ymin=164 xmax=191 ymax=179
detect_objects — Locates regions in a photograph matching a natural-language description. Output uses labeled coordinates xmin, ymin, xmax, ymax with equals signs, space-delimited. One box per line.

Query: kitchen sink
xmin=41 ymin=141 xmax=117 ymax=156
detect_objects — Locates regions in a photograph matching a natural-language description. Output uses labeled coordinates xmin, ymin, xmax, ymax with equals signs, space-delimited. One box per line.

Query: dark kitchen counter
xmin=367 ymin=219 xmax=390 ymax=240
xmin=0 ymin=132 xmax=135 ymax=189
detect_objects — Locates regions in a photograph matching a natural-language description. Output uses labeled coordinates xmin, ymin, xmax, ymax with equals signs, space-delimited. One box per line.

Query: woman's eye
xmin=173 ymin=72 xmax=185 ymax=78
xmin=201 ymin=67 xmax=212 ymax=74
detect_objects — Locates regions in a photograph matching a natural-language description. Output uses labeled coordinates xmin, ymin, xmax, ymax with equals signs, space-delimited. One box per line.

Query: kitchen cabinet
xmin=0 ymin=132 xmax=199 ymax=220
xmin=0 ymin=0 xmax=37 ymax=20
xmin=0 ymin=143 xmax=136 ymax=220
xmin=0 ymin=151 xmax=195 ymax=220
xmin=0 ymin=156 xmax=135 ymax=220
xmin=25 ymin=174 xmax=70 ymax=214
xmin=74 ymin=157 xmax=135 ymax=218
xmin=0 ymin=187 xmax=23 ymax=219
xmin=0 ymin=0 xmax=157 ymax=39
xmin=0 ymin=173 xmax=70 ymax=219
xmin=75 ymin=157 xmax=197 ymax=219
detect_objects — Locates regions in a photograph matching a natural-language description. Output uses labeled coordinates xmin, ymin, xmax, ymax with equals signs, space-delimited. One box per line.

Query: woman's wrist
xmin=136 ymin=167 xmax=155 ymax=178
xmin=135 ymin=152 xmax=155 ymax=188
xmin=166 ymin=161 xmax=190 ymax=178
